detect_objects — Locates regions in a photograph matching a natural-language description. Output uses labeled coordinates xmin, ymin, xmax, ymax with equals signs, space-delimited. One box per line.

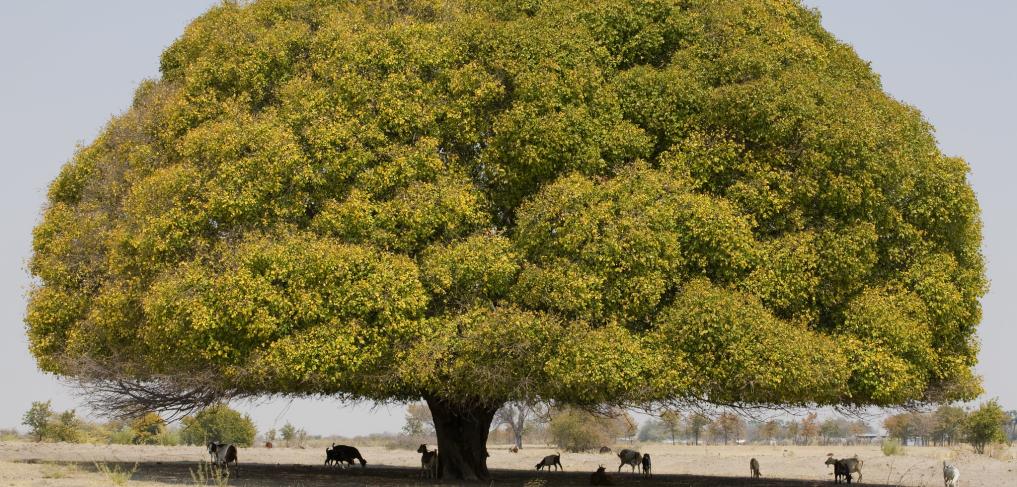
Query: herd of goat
xmin=203 ymin=441 xmax=963 ymax=485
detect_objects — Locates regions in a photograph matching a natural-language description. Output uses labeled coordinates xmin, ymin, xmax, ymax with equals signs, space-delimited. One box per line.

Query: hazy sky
xmin=1 ymin=1 xmax=1013 ymax=437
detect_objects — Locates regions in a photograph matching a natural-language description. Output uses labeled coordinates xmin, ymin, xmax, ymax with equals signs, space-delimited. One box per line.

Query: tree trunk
xmin=425 ymin=397 xmax=500 ymax=481
xmin=514 ymin=431 xmax=523 ymax=450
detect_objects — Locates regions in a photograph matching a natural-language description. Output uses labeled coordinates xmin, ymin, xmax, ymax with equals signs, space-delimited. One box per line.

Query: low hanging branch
xmin=64 ymin=358 xmax=247 ymax=421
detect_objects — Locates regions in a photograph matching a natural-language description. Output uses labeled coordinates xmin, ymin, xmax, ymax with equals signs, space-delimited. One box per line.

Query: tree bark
xmin=425 ymin=397 xmax=500 ymax=481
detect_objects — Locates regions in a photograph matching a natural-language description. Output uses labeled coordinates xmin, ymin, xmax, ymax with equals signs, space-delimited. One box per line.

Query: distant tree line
xmin=20 ymin=400 xmax=256 ymax=446
xmin=883 ymin=400 xmax=1012 ymax=454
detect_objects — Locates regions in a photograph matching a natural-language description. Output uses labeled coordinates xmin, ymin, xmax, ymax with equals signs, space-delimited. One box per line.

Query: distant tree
xmin=884 ymin=413 xmax=917 ymax=444
xmin=638 ymin=418 xmax=666 ymax=442
xmin=1005 ymin=410 xmax=1017 ymax=442
xmin=403 ymin=402 xmax=435 ymax=437
xmin=933 ymin=405 xmax=967 ymax=446
xmin=131 ymin=412 xmax=167 ymax=445
xmin=686 ymin=413 xmax=711 ymax=446
xmin=710 ymin=413 xmax=745 ymax=445
xmin=265 ymin=428 xmax=277 ymax=443
xmin=494 ymin=402 xmax=537 ymax=449
xmin=22 ymin=401 xmax=53 ymax=442
xmin=785 ymin=420 xmax=800 ymax=445
xmin=180 ymin=404 xmax=256 ymax=447
xmin=820 ymin=418 xmax=845 ymax=444
xmin=964 ymin=400 xmax=1008 ymax=454
xmin=759 ymin=420 xmax=780 ymax=443
xmin=280 ymin=422 xmax=297 ymax=446
xmin=660 ymin=410 xmax=683 ymax=445
xmin=800 ymin=413 xmax=820 ymax=445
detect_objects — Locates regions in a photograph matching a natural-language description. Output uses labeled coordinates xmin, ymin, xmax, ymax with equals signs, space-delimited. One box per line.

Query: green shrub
xmin=109 ymin=426 xmax=137 ymax=445
xmin=881 ymin=438 xmax=905 ymax=456
xmin=156 ymin=427 xmax=182 ymax=446
xmin=131 ymin=413 xmax=167 ymax=445
xmin=965 ymin=399 xmax=1008 ymax=454
xmin=22 ymin=401 xmax=53 ymax=441
xmin=549 ymin=409 xmax=610 ymax=452
xmin=180 ymin=404 xmax=256 ymax=447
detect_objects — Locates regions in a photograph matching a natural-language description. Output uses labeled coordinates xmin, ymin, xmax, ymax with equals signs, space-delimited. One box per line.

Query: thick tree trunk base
xmin=425 ymin=397 xmax=500 ymax=481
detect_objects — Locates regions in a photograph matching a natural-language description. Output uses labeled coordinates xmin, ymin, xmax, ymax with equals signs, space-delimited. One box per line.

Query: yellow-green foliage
xmin=28 ymin=0 xmax=984 ymax=409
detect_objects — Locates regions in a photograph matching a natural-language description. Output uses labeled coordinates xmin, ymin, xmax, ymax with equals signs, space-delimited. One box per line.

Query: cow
xmin=325 ymin=443 xmax=367 ymax=469
xmin=207 ymin=442 xmax=238 ymax=477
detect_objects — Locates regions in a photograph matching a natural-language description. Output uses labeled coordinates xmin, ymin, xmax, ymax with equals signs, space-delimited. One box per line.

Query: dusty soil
xmin=1 ymin=442 xmax=1013 ymax=486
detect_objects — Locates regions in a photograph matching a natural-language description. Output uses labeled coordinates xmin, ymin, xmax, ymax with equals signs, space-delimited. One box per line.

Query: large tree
xmin=27 ymin=0 xmax=984 ymax=480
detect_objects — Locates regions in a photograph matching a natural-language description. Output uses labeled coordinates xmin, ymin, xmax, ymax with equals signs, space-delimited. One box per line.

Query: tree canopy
xmin=28 ymin=0 xmax=984 ymax=479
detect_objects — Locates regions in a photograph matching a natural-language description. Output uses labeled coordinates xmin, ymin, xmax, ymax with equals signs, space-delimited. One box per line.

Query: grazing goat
xmin=264 ymin=441 xmax=273 ymax=449
xmin=943 ymin=461 xmax=960 ymax=487
xmin=617 ymin=449 xmax=641 ymax=473
xmin=826 ymin=457 xmax=855 ymax=484
xmin=417 ymin=444 xmax=439 ymax=479
xmin=509 ymin=446 xmax=518 ymax=453
xmin=207 ymin=442 xmax=238 ymax=477
xmin=641 ymin=453 xmax=652 ymax=477
xmin=590 ymin=465 xmax=614 ymax=485
xmin=825 ymin=455 xmax=863 ymax=483
xmin=325 ymin=443 xmax=367 ymax=468
xmin=535 ymin=453 xmax=563 ymax=471
xmin=599 ymin=446 xmax=612 ymax=454
xmin=750 ymin=457 xmax=761 ymax=478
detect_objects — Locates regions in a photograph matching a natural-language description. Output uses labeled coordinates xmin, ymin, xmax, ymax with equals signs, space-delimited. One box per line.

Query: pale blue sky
xmin=1 ymin=1 xmax=1013 ymax=436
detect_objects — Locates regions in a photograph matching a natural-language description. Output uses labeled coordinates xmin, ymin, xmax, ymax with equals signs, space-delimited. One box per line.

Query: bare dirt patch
xmin=1 ymin=442 xmax=1013 ymax=486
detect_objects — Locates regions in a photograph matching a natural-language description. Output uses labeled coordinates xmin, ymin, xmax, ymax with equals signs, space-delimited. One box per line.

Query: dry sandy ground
xmin=1 ymin=442 xmax=1014 ymax=486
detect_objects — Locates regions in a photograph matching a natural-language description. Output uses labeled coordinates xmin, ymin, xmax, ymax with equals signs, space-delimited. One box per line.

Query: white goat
xmin=943 ymin=461 xmax=960 ymax=487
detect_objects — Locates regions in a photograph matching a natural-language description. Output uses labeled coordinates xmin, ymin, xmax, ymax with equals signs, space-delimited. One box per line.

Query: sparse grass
xmin=523 ymin=479 xmax=548 ymax=487
xmin=986 ymin=443 xmax=1013 ymax=461
xmin=190 ymin=460 xmax=231 ymax=486
xmin=95 ymin=462 xmax=138 ymax=486
xmin=41 ymin=461 xmax=78 ymax=479
xmin=882 ymin=438 xmax=906 ymax=456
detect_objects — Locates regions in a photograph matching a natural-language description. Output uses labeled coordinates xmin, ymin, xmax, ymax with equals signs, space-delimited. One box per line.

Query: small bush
xmin=881 ymin=438 xmax=906 ymax=456
xmin=180 ymin=404 xmax=256 ymax=447
xmin=548 ymin=409 xmax=612 ymax=452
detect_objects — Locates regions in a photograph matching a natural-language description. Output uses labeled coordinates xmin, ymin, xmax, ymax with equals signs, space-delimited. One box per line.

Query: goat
xmin=509 ymin=446 xmax=519 ymax=453
xmin=617 ymin=449 xmax=641 ymax=473
xmin=825 ymin=455 xmax=863 ymax=483
xmin=417 ymin=444 xmax=439 ymax=479
xmin=325 ymin=443 xmax=367 ymax=469
xmin=207 ymin=442 xmax=238 ymax=477
xmin=943 ymin=461 xmax=960 ymax=487
xmin=590 ymin=465 xmax=614 ymax=485
xmin=264 ymin=441 xmax=273 ymax=449
xmin=750 ymin=457 xmax=761 ymax=478
xmin=641 ymin=453 xmax=651 ymax=477
xmin=599 ymin=446 xmax=612 ymax=454
xmin=535 ymin=453 xmax=563 ymax=471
